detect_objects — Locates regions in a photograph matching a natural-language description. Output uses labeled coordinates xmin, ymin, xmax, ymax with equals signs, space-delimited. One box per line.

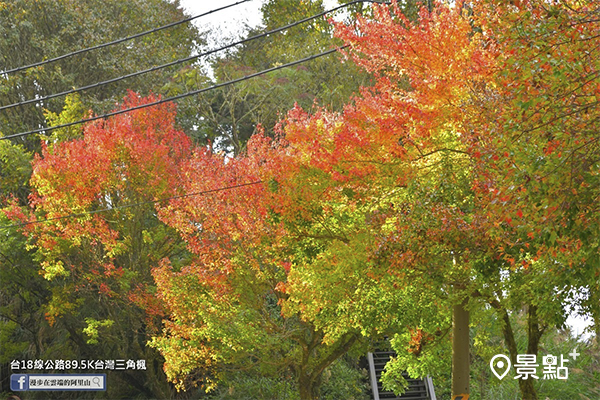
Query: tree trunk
xmin=516 ymin=305 xmax=544 ymax=400
xmin=590 ymin=285 xmax=600 ymax=342
xmin=298 ymin=372 xmax=320 ymax=400
xmin=452 ymin=300 xmax=470 ymax=397
xmin=517 ymin=377 xmax=538 ymax=400
xmin=497 ymin=304 xmax=541 ymax=400
xmin=294 ymin=331 xmax=357 ymax=400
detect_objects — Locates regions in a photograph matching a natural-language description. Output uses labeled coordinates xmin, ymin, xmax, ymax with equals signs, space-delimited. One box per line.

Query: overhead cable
xmin=0 ymin=0 xmax=390 ymax=113
xmin=0 ymin=0 xmax=253 ymax=76
xmin=0 ymin=45 xmax=348 ymax=141
xmin=0 ymin=181 xmax=263 ymax=230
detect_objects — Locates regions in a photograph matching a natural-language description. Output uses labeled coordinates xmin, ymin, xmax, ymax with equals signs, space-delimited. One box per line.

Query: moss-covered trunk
xmin=452 ymin=301 xmax=470 ymax=397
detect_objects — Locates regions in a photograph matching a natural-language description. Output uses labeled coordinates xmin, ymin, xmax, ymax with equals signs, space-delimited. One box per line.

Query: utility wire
xmin=0 ymin=181 xmax=263 ymax=230
xmin=1 ymin=45 xmax=348 ymax=141
xmin=0 ymin=0 xmax=253 ymax=76
xmin=0 ymin=0 xmax=389 ymax=113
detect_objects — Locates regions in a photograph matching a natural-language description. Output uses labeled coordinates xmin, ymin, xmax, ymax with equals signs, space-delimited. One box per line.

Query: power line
xmin=0 ymin=181 xmax=263 ymax=230
xmin=0 ymin=0 xmax=253 ymax=76
xmin=0 ymin=45 xmax=348 ymax=141
xmin=0 ymin=0 xmax=389 ymax=113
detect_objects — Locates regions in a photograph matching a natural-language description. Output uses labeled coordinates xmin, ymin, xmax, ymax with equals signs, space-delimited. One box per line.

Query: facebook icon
xmin=10 ymin=374 xmax=28 ymax=391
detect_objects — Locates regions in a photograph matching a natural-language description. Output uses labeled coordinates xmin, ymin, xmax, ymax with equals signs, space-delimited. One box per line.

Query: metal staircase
xmin=367 ymin=350 xmax=437 ymax=400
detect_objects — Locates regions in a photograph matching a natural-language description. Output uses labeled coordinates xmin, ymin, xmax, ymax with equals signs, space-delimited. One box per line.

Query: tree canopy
xmin=0 ymin=0 xmax=203 ymax=150
xmin=1 ymin=1 xmax=598 ymax=399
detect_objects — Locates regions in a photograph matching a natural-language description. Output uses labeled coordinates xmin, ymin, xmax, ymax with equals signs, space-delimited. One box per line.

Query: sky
xmin=178 ymin=0 xmax=263 ymax=41
xmin=176 ymin=0 xmax=340 ymax=76
xmin=175 ymin=0 xmax=595 ymax=342
xmin=178 ymin=0 xmax=338 ymax=41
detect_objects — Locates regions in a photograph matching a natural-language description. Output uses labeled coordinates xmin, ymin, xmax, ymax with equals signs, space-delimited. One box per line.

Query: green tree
xmin=0 ymin=0 xmax=204 ymax=151
xmin=168 ymin=0 xmax=373 ymax=154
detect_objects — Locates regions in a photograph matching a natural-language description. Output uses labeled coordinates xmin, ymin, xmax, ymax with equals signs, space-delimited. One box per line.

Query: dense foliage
xmin=1 ymin=1 xmax=598 ymax=399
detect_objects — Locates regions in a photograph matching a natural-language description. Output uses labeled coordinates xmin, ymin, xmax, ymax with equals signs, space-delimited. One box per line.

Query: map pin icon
xmin=490 ymin=354 xmax=511 ymax=380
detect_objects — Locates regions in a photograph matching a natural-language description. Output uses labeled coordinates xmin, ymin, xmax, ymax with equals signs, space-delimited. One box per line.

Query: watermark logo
xmin=490 ymin=354 xmax=511 ymax=380
xmin=10 ymin=375 xmax=28 ymax=391
xmin=9 ymin=374 xmax=106 ymax=391
xmin=490 ymin=348 xmax=580 ymax=380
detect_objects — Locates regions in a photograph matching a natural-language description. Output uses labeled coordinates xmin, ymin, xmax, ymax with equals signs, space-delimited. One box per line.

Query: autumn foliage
xmin=5 ymin=92 xmax=194 ymax=398
xmin=237 ymin=1 xmax=598 ymax=398
xmin=6 ymin=1 xmax=599 ymax=399
xmin=18 ymin=92 xmax=190 ymax=282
